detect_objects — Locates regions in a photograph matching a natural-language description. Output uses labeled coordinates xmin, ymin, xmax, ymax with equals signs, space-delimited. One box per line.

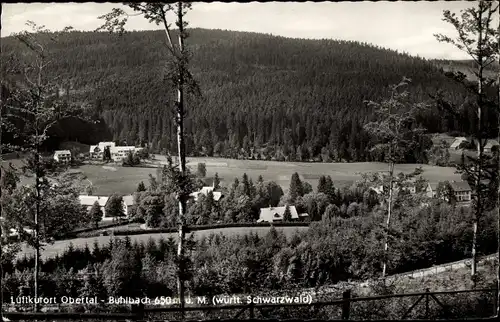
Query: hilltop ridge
xmin=2 ymin=28 xmax=482 ymax=162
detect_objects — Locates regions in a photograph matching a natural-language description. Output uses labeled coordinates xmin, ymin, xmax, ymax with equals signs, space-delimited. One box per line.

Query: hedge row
xmin=76 ymin=222 xmax=310 ymax=238
xmin=65 ymin=219 xmax=133 ymax=239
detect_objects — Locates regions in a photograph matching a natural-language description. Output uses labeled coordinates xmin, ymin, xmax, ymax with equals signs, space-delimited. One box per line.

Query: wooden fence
xmin=2 ymin=287 xmax=498 ymax=321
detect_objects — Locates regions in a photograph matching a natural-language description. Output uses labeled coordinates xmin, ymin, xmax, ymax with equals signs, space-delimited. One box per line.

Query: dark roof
xmin=450 ymin=181 xmax=471 ymax=192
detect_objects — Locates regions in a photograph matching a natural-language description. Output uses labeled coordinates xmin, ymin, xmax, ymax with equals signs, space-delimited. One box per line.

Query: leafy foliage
xmin=89 ymin=201 xmax=103 ymax=229
xmin=104 ymin=194 xmax=125 ymax=219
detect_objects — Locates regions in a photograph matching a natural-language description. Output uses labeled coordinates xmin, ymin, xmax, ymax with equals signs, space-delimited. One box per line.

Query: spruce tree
xmin=89 ymin=201 xmax=103 ymax=229
xmin=213 ymin=172 xmax=220 ymax=190
xmin=137 ymin=181 xmax=146 ymax=192
xmin=283 ymin=205 xmax=292 ymax=222
xmin=289 ymin=172 xmax=303 ymax=202
xmin=317 ymin=176 xmax=327 ymax=194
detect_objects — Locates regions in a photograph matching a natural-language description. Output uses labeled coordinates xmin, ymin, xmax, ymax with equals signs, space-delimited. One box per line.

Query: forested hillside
xmin=2 ymin=28 xmax=491 ymax=162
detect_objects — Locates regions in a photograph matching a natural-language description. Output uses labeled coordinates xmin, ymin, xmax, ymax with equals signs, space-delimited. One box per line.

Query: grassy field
xmin=4 ymin=156 xmax=462 ymax=196
xmin=58 ymin=156 xmax=460 ymax=196
xmin=19 ymin=226 xmax=308 ymax=260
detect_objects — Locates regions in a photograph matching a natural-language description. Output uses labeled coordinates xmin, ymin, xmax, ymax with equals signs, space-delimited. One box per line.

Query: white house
xmin=53 ymin=150 xmax=71 ymax=163
xmin=79 ymin=194 xmax=135 ymax=220
xmin=79 ymin=195 xmax=109 ymax=219
xmin=189 ymin=182 xmax=223 ymax=202
xmin=122 ymin=195 xmax=134 ymax=216
xmin=450 ymin=137 xmax=469 ymax=150
xmin=370 ymin=180 xmax=416 ymax=196
xmin=257 ymin=205 xmax=309 ymax=223
xmin=89 ymin=142 xmax=116 ymax=159
xmin=89 ymin=143 xmax=143 ymax=161
xmin=111 ymin=146 xmax=136 ymax=162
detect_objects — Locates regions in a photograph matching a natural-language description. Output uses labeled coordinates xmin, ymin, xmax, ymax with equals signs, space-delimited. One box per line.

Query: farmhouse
xmin=257 ymin=205 xmax=309 ymax=223
xmin=449 ymin=180 xmax=472 ymax=203
xmin=426 ymin=180 xmax=471 ymax=203
xmin=53 ymin=150 xmax=71 ymax=163
xmin=484 ymin=139 xmax=499 ymax=154
xmin=450 ymin=137 xmax=469 ymax=150
xmin=79 ymin=194 xmax=134 ymax=220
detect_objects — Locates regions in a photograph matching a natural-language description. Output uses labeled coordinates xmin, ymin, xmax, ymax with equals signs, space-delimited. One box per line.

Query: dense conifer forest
xmin=2 ymin=29 xmax=497 ymax=161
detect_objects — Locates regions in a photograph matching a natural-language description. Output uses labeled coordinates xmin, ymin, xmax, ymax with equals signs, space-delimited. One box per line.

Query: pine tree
xmin=283 ymin=205 xmax=292 ymax=222
xmin=137 ymin=181 xmax=146 ymax=192
xmin=242 ymin=173 xmax=250 ymax=197
xmin=324 ymin=176 xmax=336 ymax=203
xmin=289 ymin=172 xmax=303 ymax=202
xmin=317 ymin=176 xmax=327 ymax=194
xmin=213 ymin=172 xmax=220 ymax=190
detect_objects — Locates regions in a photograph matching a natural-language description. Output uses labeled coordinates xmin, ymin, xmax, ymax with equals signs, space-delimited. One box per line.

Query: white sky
xmin=1 ymin=1 xmax=493 ymax=60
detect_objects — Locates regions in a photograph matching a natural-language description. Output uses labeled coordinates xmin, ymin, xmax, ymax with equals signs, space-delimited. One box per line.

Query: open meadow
xmin=20 ymin=226 xmax=308 ymax=260
xmin=4 ymin=156 xmax=462 ymax=196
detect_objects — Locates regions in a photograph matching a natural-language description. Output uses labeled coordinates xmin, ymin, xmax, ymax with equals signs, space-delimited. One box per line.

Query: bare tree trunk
xmin=382 ymin=161 xmax=395 ymax=278
xmin=0 ymin=2 xmax=4 ymax=318
xmin=497 ymin=1 xmax=500 ymax=315
xmin=175 ymin=2 xmax=187 ymax=320
xmin=33 ymin=51 xmax=43 ymax=314
xmin=472 ymin=7 xmax=485 ymax=286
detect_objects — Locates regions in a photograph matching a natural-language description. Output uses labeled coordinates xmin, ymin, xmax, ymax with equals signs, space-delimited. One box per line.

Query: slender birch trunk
xmin=33 ymin=62 xmax=43 ymax=313
xmin=472 ymin=7 xmax=485 ymax=286
xmin=0 ymin=2 xmax=4 ymax=318
xmin=382 ymin=160 xmax=395 ymax=277
xmin=175 ymin=2 xmax=187 ymax=319
xmin=497 ymin=1 xmax=500 ymax=315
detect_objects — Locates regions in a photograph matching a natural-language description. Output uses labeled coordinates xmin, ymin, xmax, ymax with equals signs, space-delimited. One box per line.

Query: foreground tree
xmin=363 ymin=78 xmax=427 ymax=277
xmin=3 ymin=21 xmax=91 ymax=311
xmin=435 ymin=0 xmax=499 ymax=285
xmin=97 ymin=3 xmax=200 ymax=314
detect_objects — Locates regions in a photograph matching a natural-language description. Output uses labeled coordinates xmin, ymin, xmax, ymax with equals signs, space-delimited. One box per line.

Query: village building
xmin=426 ymin=180 xmax=471 ymax=204
xmin=370 ymin=179 xmax=417 ymax=196
xmin=450 ymin=137 xmax=469 ymax=150
xmin=257 ymin=205 xmax=309 ymax=223
xmin=426 ymin=182 xmax=439 ymax=198
xmin=190 ymin=183 xmax=223 ymax=202
xmin=89 ymin=142 xmax=143 ymax=161
xmin=449 ymin=180 xmax=472 ymax=203
xmin=79 ymin=194 xmax=134 ymax=220
xmin=53 ymin=150 xmax=71 ymax=163
xmin=484 ymin=139 xmax=499 ymax=154
xmin=111 ymin=146 xmax=136 ymax=162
